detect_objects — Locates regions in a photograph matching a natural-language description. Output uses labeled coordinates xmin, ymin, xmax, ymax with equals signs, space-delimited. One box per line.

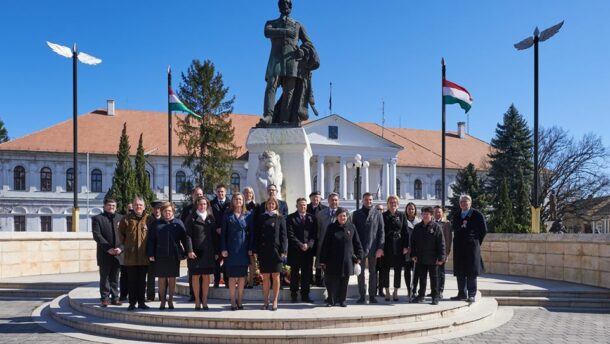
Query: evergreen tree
xmin=487 ymin=104 xmax=533 ymax=232
xmin=134 ymin=133 xmax=156 ymax=209
xmin=176 ymin=59 xmax=237 ymax=194
xmin=514 ymin=168 xmax=531 ymax=233
xmin=0 ymin=118 xmax=8 ymax=143
xmin=106 ymin=123 xmax=136 ymax=214
xmin=491 ymin=179 xmax=516 ymax=232
xmin=448 ymin=163 xmax=488 ymax=222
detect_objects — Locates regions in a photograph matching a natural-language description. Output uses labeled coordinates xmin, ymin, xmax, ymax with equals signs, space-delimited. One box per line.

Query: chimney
xmin=107 ymin=99 xmax=116 ymax=116
xmin=457 ymin=121 xmax=466 ymax=139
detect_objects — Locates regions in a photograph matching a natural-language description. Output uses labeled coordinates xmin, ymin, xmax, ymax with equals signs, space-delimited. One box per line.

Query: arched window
xmin=333 ymin=176 xmax=340 ymax=194
xmin=396 ymin=178 xmax=401 ymax=198
xmin=66 ymin=168 xmax=74 ymax=192
xmin=435 ymin=180 xmax=442 ymax=200
xmin=414 ymin=179 xmax=422 ymax=200
xmin=40 ymin=167 xmax=52 ymax=192
xmin=176 ymin=171 xmax=187 ymax=194
xmin=230 ymin=173 xmax=240 ymax=193
xmin=91 ymin=169 xmax=102 ymax=193
xmin=313 ymin=175 xmax=318 ymax=193
xmin=14 ymin=166 xmax=26 ymax=191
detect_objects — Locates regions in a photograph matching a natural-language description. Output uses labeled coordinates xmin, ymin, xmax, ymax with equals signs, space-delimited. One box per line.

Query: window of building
xmin=333 ymin=176 xmax=340 ymax=193
xmin=91 ymin=169 xmax=102 ymax=193
xmin=176 ymin=171 xmax=187 ymax=194
xmin=14 ymin=216 xmax=26 ymax=232
xmin=230 ymin=173 xmax=240 ymax=193
xmin=435 ymin=180 xmax=442 ymax=200
xmin=66 ymin=168 xmax=74 ymax=192
xmin=328 ymin=126 xmax=338 ymax=139
xmin=414 ymin=179 xmax=422 ymax=200
xmin=396 ymin=178 xmax=401 ymax=198
xmin=14 ymin=166 xmax=26 ymax=191
xmin=41 ymin=216 xmax=52 ymax=232
xmin=40 ymin=167 xmax=52 ymax=192
xmin=66 ymin=216 xmax=73 ymax=232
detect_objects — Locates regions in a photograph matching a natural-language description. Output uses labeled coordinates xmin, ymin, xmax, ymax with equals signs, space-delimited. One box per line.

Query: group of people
xmin=93 ymin=182 xmax=487 ymax=312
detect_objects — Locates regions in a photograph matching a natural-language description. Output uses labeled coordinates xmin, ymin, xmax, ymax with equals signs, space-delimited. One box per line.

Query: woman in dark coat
xmin=220 ymin=192 xmax=252 ymax=310
xmin=185 ymin=196 xmax=217 ymax=310
xmin=146 ymin=202 xmax=187 ymax=310
xmin=319 ymin=207 xmax=364 ymax=307
xmin=380 ymin=195 xmax=408 ymax=302
xmin=253 ymin=197 xmax=288 ymax=310
xmin=243 ymin=186 xmax=258 ymax=289
xmin=451 ymin=195 xmax=487 ymax=302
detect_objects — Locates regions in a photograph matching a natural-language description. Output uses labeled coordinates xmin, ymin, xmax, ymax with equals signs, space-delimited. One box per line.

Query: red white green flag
xmin=168 ymin=87 xmax=200 ymax=118
xmin=443 ymin=80 xmax=472 ymax=113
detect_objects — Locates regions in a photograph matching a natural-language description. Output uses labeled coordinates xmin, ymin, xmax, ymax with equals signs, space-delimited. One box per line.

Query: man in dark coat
xmin=410 ymin=206 xmax=445 ymax=305
xmin=306 ymin=191 xmax=327 ymax=216
xmin=352 ymin=192 xmax=384 ymax=304
xmin=451 ymin=195 xmax=487 ymax=303
xmin=314 ymin=192 xmax=341 ymax=287
xmin=179 ymin=187 xmax=204 ymax=300
xmin=257 ymin=184 xmax=288 ymax=217
xmin=145 ymin=201 xmax=163 ymax=301
xmin=92 ymin=198 xmax=123 ymax=307
xmin=210 ymin=184 xmax=230 ymax=288
xmin=287 ymin=198 xmax=317 ymax=302
xmin=434 ymin=206 xmax=453 ymax=299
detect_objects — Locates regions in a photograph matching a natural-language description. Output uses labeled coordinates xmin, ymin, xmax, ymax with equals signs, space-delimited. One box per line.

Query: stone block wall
xmin=0 ymin=232 xmax=97 ymax=278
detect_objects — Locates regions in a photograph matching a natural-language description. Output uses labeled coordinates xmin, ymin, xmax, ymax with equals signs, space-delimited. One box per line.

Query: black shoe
xmin=426 ymin=293 xmax=432 ymax=297
xmin=138 ymin=304 xmax=150 ymax=310
xmin=245 ymin=285 xmax=254 ymax=289
xmin=356 ymin=297 xmax=366 ymax=304
xmin=369 ymin=297 xmax=378 ymax=304
xmin=127 ymin=305 xmax=136 ymax=311
xmin=450 ymin=295 xmax=467 ymax=301
xmin=238 ymin=305 xmax=244 ymax=310
xmin=202 ymin=306 xmax=209 ymax=310
xmin=431 ymin=298 xmax=439 ymax=305
xmin=231 ymin=306 xmax=237 ymax=311
xmin=411 ymin=297 xmax=424 ymax=304
xmin=326 ymin=303 xmax=333 ymax=307
xmin=339 ymin=302 xmax=347 ymax=307
xmin=146 ymin=297 xmax=155 ymax=302
xmin=467 ymin=297 xmax=476 ymax=303
xmin=378 ymin=290 xmax=385 ymax=297
xmin=439 ymin=292 xmax=444 ymax=300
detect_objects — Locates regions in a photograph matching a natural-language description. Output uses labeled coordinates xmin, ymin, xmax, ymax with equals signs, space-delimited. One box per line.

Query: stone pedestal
xmin=246 ymin=127 xmax=312 ymax=213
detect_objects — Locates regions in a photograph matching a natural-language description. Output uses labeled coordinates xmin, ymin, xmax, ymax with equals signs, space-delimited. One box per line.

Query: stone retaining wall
xmin=0 ymin=232 xmax=97 ymax=279
xmin=478 ymin=233 xmax=610 ymax=288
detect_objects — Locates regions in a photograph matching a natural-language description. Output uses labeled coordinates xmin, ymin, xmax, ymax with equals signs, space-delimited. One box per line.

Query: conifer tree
xmin=448 ymin=163 xmax=488 ymax=222
xmin=514 ymin=168 xmax=531 ymax=232
xmin=491 ymin=179 xmax=516 ymax=232
xmin=0 ymin=118 xmax=8 ymax=143
xmin=107 ymin=123 xmax=136 ymax=214
xmin=176 ymin=59 xmax=237 ymax=194
xmin=134 ymin=133 xmax=156 ymax=209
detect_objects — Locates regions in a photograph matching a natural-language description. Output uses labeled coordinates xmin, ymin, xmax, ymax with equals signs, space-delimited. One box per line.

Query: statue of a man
xmin=262 ymin=0 xmax=320 ymax=126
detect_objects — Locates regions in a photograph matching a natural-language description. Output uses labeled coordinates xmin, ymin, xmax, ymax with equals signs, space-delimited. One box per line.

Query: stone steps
xmin=494 ymin=296 xmax=610 ymax=309
xmin=480 ymin=289 xmax=610 ymax=298
xmin=45 ymin=285 xmax=499 ymax=343
xmin=0 ymin=287 xmax=66 ymax=298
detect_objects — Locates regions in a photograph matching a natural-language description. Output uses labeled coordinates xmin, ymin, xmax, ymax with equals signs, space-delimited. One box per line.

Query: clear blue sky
xmin=0 ymin=0 xmax=609 ymax=150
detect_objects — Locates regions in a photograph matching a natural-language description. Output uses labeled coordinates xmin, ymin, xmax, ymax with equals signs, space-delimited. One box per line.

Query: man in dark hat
xmin=306 ymin=191 xmax=327 ymax=216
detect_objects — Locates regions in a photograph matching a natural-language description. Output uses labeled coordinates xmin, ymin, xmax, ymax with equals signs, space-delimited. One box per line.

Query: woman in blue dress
xmin=220 ymin=192 xmax=252 ymax=310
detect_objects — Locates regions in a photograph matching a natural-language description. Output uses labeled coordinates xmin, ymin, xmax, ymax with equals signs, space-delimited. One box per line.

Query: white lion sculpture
xmin=256 ymin=151 xmax=283 ymax=201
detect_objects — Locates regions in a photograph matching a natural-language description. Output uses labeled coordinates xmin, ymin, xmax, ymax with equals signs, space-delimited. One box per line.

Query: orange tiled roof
xmin=0 ymin=109 xmax=490 ymax=170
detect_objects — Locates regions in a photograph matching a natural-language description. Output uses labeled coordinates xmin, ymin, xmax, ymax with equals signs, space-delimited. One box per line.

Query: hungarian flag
xmin=169 ymin=87 xmax=200 ymax=118
xmin=443 ymin=80 xmax=473 ymax=113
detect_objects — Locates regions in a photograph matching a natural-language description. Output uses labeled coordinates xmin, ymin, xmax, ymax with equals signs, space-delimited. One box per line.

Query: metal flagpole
xmin=441 ymin=58 xmax=446 ymax=210
xmin=72 ymin=44 xmax=79 ymax=231
xmin=168 ymin=66 xmax=173 ymax=203
xmin=329 ymin=81 xmax=333 ymax=114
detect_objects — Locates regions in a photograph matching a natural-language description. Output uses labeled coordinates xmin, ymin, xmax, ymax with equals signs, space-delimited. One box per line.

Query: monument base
xmin=246 ymin=127 xmax=312 ymax=213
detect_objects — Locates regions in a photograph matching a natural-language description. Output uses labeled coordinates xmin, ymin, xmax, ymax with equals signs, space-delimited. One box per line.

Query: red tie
xmin=301 ymin=215 xmax=305 ymax=224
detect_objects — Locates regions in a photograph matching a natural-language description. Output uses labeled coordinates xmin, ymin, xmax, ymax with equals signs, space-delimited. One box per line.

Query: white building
xmin=0 ymin=103 xmax=490 ymax=232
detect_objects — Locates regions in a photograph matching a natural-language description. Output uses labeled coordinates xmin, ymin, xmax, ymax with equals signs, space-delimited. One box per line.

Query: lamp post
xmin=47 ymin=41 xmax=101 ymax=232
xmin=514 ymin=21 xmax=563 ymax=233
xmin=348 ymin=154 xmax=367 ymax=210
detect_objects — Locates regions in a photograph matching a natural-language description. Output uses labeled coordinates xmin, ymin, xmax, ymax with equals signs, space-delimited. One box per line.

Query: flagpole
xmin=168 ymin=66 xmax=173 ymax=204
xmin=72 ymin=44 xmax=80 ymax=232
xmin=329 ymin=81 xmax=333 ymax=114
xmin=441 ymin=58 xmax=446 ymax=210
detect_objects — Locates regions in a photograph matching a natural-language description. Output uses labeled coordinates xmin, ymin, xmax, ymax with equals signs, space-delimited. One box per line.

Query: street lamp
xmin=514 ymin=21 xmax=563 ymax=233
xmin=348 ymin=154 xmax=368 ymax=210
xmin=47 ymin=41 xmax=102 ymax=232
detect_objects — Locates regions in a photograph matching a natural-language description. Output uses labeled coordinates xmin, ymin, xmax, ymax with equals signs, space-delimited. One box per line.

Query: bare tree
xmin=539 ymin=126 xmax=610 ymax=224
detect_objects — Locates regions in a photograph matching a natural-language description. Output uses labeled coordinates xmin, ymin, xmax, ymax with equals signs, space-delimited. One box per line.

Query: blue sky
xmin=0 ymin=0 xmax=608 ymax=151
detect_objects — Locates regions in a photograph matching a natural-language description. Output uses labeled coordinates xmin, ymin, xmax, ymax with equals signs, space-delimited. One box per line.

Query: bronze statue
xmin=261 ymin=0 xmax=320 ymax=126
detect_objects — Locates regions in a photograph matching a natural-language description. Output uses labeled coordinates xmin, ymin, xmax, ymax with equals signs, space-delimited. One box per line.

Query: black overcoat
xmin=253 ymin=213 xmax=288 ymax=271
xmin=92 ymin=212 xmax=123 ymax=266
xmin=319 ymin=222 xmax=364 ymax=277
xmin=452 ymin=208 xmax=487 ymax=276
xmin=286 ymin=211 xmax=317 ymax=267
xmin=185 ymin=212 xmax=218 ymax=271
xmin=381 ymin=210 xmax=408 ymax=268
xmin=410 ymin=220 xmax=446 ymax=265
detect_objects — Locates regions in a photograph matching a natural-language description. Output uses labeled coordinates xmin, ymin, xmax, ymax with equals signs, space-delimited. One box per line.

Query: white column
xmin=390 ymin=158 xmax=397 ymax=196
xmin=382 ymin=159 xmax=390 ymax=200
xmin=340 ymin=157 xmax=348 ymax=200
xmin=317 ymin=155 xmax=325 ymax=197
xmin=363 ymin=162 xmax=370 ymax=193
